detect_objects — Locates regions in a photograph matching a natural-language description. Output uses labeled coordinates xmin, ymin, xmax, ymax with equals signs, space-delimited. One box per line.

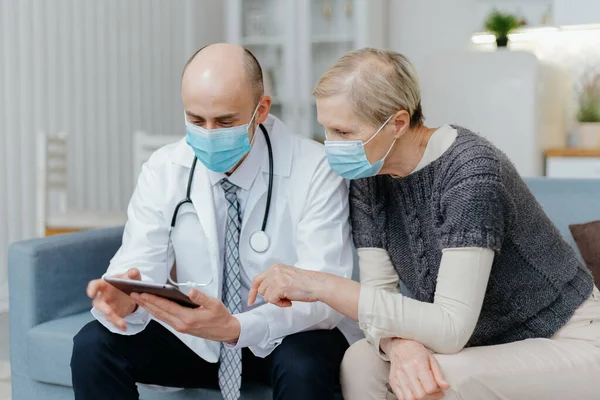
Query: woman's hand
xmin=383 ymin=338 xmax=450 ymax=400
xmin=248 ymin=263 xmax=324 ymax=307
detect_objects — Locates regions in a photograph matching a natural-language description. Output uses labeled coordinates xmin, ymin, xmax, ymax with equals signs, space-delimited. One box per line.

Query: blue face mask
xmin=324 ymin=115 xmax=396 ymax=180
xmin=185 ymin=104 xmax=259 ymax=173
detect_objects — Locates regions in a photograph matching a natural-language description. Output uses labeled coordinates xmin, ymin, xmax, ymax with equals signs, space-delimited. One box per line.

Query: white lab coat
xmin=92 ymin=115 xmax=360 ymax=363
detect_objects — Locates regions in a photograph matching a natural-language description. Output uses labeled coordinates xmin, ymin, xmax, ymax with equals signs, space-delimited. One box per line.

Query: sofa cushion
xmin=26 ymin=312 xmax=274 ymax=399
xmin=525 ymin=178 xmax=600 ymax=253
xmin=570 ymin=220 xmax=600 ymax=285
xmin=27 ymin=311 xmax=94 ymax=386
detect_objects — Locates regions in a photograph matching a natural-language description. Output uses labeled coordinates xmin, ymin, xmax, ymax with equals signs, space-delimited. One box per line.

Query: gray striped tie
xmin=218 ymin=178 xmax=243 ymax=400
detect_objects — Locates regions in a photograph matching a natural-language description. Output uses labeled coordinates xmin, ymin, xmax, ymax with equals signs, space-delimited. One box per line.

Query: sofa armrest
xmin=8 ymin=226 xmax=124 ymax=330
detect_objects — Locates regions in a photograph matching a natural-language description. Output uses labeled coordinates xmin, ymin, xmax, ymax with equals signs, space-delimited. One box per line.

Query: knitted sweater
xmin=350 ymin=126 xmax=594 ymax=346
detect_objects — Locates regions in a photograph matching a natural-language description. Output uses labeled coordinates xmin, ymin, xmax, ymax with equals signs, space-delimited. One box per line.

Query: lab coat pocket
xmin=169 ymin=206 xmax=216 ymax=294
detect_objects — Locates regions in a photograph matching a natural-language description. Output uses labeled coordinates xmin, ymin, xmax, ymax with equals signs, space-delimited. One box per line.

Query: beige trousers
xmin=341 ymin=287 xmax=600 ymax=400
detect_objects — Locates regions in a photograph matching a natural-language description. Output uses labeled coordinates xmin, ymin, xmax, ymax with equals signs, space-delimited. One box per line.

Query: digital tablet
xmin=104 ymin=276 xmax=198 ymax=308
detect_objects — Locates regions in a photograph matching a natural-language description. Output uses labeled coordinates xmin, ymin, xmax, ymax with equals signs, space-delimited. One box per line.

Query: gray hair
xmin=313 ymin=48 xmax=424 ymax=128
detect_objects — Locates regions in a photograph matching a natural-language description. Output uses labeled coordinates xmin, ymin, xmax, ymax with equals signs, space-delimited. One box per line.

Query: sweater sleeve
xmin=439 ymin=164 xmax=515 ymax=252
xmin=358 ymin=247 xmax=494 ymax=356
xmin=350 ymin=179 xmax=383 ymax=248
xmin=358 ymin=248 xmax=399 ymax=291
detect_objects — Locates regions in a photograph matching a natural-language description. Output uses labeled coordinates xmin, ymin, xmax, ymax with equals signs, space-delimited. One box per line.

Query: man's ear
xmin=256 ymin=96 xmax=272 ymax=124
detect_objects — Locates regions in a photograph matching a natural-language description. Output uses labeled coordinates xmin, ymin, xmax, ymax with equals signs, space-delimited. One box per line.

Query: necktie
xmin=218 ymin=178 xmax=243 ymax=400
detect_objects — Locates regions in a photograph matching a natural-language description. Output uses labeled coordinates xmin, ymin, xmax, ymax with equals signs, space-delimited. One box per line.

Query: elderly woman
xmin=249 ymin=48 xmax=600 ymax=400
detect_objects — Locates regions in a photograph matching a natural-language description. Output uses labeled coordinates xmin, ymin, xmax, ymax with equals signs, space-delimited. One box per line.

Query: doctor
xmin=71 ymin=44 xmax=356 ymax=400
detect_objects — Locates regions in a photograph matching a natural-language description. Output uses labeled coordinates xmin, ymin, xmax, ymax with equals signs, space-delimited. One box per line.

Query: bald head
xmin=181 ymin=43 xmax=270 ymax=139
xmin=182 ymin=43 xmax=264 ymax=104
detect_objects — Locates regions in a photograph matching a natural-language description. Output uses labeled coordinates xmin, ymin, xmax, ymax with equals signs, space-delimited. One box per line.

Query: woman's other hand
xmin=248 ymin=263 xmax=324 ymax=307
xmin=382 ymin=338 xmax=450 ymax=400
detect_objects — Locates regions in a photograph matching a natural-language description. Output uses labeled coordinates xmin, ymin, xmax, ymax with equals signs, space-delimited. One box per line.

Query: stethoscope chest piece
xmin=249 ymin=230 xmax=270 ymax=253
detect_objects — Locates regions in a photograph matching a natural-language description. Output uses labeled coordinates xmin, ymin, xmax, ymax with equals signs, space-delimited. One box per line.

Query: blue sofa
xmin=8 ymin=178 xmax=600 ymax=399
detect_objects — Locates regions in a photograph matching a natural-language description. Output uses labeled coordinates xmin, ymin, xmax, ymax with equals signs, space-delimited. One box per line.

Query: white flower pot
xmin=578 ymin=123 xmax=600 ymax=148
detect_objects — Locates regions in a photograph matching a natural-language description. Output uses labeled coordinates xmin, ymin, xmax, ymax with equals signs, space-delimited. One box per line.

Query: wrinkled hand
xmin=384 ymin=339 xmax=450 ymax=400
xmin=131 ymin=289 xmax=241 ymax=343
xmin=248 ymin=263 xmax=323 ymax=307
xmin=87 ymin=268 xmax=141 ymax=331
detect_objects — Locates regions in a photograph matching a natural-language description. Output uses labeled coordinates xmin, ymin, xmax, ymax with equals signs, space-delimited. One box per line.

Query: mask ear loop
xmin=363 ymin=114 xmax=396 ymax=146
xmin=364 ymin=114 xmax=398 ymax=165
xmin=248 ymin=102 xmax=262 ymax=146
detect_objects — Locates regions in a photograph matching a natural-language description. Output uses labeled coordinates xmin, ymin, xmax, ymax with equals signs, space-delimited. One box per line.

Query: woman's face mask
xmin=324 ymin=114 xmax=396 ymax=180
xmin=185 ymin=104 xmax=260 ymax=173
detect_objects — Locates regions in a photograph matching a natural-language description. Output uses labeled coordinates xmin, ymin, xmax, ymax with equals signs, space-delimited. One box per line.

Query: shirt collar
xmin=207 ymin=126 xmax=266 ymax=191
xmin=392 ymin=124 xmax=457 ymax=178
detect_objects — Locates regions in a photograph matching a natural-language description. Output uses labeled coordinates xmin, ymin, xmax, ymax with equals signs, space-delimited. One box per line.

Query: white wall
xmin=0 ymin=0 xmax=225 ymax=312
xmin=387 ymin=0 xmax=557 ymax=72
xmin=388 ymin=0 xmax=479 ymax=73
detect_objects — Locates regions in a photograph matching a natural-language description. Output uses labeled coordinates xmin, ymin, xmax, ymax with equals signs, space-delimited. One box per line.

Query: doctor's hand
xmin=131 ymin=289 xmax=241 ymax=343
xmin=87 ymin=268 xmax=142 ymax=332
xmin=248 ymin=263 xmax=324 ymax=307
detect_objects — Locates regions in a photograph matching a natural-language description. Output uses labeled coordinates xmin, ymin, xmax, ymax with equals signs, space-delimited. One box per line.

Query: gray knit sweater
xmin=350 ymin=126 xmax=594 ymax=347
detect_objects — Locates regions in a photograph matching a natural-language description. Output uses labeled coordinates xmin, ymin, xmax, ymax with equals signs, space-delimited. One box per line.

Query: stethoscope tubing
xmin=170 ymin=123 xmax=273 ymax=243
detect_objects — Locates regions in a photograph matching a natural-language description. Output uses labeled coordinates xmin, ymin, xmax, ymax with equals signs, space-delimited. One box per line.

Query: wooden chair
xmin=35 ymin=132 xmax=127 ymax=237
xmin=132 ymin=130 xmax=180 ymax=185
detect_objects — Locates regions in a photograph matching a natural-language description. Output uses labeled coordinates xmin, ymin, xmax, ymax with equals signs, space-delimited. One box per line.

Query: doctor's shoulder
xmin=134 ymin=137 xmax=185 ymax=183
xmin=289 ymin=133 xmax=328 ymax=169
xmin=150 ymin=137 xmax=184 ymax=163
xmin=287 ymin=133 xmax=346 ymax=189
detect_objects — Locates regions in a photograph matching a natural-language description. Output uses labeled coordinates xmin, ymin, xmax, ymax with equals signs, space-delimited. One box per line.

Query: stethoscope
xmin=166 ymin=123 xmax=274 ymax=289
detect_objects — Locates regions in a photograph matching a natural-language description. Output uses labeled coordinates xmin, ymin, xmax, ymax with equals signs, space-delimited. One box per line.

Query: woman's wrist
xmin=311 ymin=271 xmax=332 ymax=303
xmin=303 ymin=270 xmax=361 ymax=320
xmin=380 ymin=337 xmax=398 ymax=354
xmin=384 ymin=338 xmax=428 ymax=357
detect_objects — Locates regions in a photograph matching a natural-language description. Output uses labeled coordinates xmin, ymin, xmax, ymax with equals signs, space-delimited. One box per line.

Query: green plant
xmin=577 ymin=72 xmax=600 ymax=123
xmin=484 ymin=10 xmax=521 ymax=40
xmin=578 ymin=96 xmax=600 ymax=123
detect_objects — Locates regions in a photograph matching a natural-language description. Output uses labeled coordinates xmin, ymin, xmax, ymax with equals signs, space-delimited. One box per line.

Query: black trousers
xmin=71 ymin=320 xmax=348 ymax=399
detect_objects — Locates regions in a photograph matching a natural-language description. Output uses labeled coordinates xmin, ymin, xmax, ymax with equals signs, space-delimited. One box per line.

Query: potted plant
xmin=484 ymin=10 xmax=522 ymax=48
xmin=577 ymin=72 xmax=600 ymax=148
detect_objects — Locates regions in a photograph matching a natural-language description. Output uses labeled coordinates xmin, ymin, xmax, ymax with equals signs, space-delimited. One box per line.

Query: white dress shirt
xmin=208 ymin=128 xmax=265 ymax=308
xmin=206 ymin=128 xmax=269 ymax=348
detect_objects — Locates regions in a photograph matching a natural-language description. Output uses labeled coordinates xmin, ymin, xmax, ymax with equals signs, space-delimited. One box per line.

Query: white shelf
xmin=311 ymin=34 xmax=355 ymax=44
xmin=227 ymin=0 xmax=386 ymax=140
xmin=242 ymin=36 xmax=283 ymax=46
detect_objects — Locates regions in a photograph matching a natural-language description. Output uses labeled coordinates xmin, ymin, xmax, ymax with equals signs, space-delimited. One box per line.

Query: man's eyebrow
xmin=185 ymin=112 xmax=240 ymax=120
xmin=214 ymin=113 xmax=239 ymax=120
xmin=186 ymin=111 xmax=203 ymax=120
